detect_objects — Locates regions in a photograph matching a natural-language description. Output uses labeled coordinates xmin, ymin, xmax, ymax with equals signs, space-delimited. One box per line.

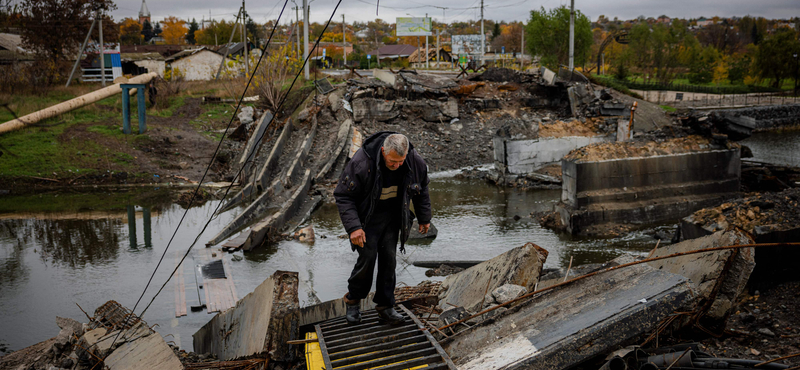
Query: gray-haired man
xmin=334 ymin=131 xmax=432 ymax=325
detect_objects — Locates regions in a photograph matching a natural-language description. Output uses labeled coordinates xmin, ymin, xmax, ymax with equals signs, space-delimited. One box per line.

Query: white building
xmin=165 ymin=47 xmax=238 ymax=81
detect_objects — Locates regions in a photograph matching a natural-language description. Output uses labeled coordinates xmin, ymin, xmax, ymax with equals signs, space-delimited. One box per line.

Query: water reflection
xmin=126 ymin=206 xmax=153 ymax=249
xmin=0 ymin=218 xmax=123 ymax=268
xmin=741 ymin=130 xmax=800 ymax=167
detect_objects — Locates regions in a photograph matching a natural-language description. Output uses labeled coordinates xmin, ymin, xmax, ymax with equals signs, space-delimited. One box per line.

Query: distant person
xmin=334 ymin=132 xmax=432 ymax=325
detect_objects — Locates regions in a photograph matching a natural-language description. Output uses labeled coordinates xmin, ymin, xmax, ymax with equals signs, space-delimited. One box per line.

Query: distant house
xmin=165 ymin=47 xmax=235 ymax=80
xmin=367 ymin=44 xmax=417 ymax=62
xmin=216 ymin=42 xmax=252 ymax=58
xmin=657 ymin=16 xmax=671 ymax=24
xmin=121 ymin=52 xmax=165 ymax=76
xmin=408 ymin=47 xmax=453 ymax=66
xmin=0 ymin=33 xmax=33 ymax=65
xmin=696 ymin=17 xmax=714 ymax=27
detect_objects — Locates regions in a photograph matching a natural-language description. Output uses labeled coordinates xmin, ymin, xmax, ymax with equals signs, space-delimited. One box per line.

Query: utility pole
xmin=293 ymin=6 xmax=300 ymax=57
xmin=243 ymin=0 xmax=249 ymax=77
xmin=568 ymin=0 xmax=575 ymax=71
xmin=303 ymin=0 xmax=309 ymax=79
xmin=436 ymin=29 xmax=440 ymax=67
xmin=343 ymin=14 xmax=347 ymax=67
xmin=98 ymin=9 xmax=105 ymax=87
xmin=425 ymin=13 xmax=429 ymax=69
xmin=66 ymin=18 xmax=97 ymax=87
xmin=480 ymin=0 xmax=485 ymax=65
xmin=520 ymin=26 xmax=524 ymax=65
xmin=215 ymin=7 xmax=242 ymax=79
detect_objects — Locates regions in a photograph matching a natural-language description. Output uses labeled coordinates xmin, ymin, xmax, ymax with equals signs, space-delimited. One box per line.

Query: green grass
xmin=626 ymin=76 xmax=794 ymax=90
xmin=0 ymin=90 xmax=143 ymax=178
xmin=660 ymin=105 xmax=677 ymax=112
xmin=150 ymin=95 xmax=186 ymax=118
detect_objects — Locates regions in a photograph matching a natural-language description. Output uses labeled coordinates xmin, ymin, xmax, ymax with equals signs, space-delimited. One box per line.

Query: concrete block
xmin=540 ymin=67 xmax=557 ymax=86
xmin=497 ymin=135 xmax=612 ymax=175
xmin=56 ymin=316 xmax=83 ymax=338
xmin=373 ymin=69 xmax=397 ymax=85
xmin=105 ymin=323 xmax=182 ymax=370
xmin=443 ymin=257 xmax=695 ymax=370
xmin=648 ymin=230 xmax=754 ymax=328
xmin=193 ymin=271 xmax=299 ymax=361
xmin=352 ymin=98 xmax=398 ymax=122
xmin=438 ymin=243 xmax=548 ymax=312
xmin=491 ymin=284 xmax=528 ymax=305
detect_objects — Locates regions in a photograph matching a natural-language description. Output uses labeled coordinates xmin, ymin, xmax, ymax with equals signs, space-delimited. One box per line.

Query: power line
xmin=124 ymin=0 xmax=346 ymax=335
xmin=100 ymin=0 xmax=294 ymax=356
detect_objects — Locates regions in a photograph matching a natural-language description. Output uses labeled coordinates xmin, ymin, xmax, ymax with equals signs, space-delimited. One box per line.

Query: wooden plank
xmin=197 ymin=248 xmax=237 ymax=313
xmin=174 ymin=250 xmax=187 ymax=317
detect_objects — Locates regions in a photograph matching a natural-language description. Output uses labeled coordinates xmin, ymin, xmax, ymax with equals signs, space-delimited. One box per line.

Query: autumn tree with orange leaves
xmin=161 ymin=16 xmax=188 ymax=45
xmin=119 ymin=18 xmax=143 ymax=45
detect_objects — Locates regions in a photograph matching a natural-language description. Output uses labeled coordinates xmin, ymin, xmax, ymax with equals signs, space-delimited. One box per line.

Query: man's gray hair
xmin=383 ymin=134 xmax=409 ymax=156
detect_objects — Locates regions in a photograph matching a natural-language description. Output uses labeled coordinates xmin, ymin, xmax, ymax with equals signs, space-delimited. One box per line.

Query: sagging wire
xmin=101 ymin=0 xmax=295 ymax=355
xmin=130 ymin=0 xmax=346 ymax=329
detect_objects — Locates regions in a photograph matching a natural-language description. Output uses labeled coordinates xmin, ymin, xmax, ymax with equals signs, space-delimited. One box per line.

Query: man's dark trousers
xmin=347 ymin=211 xmax=399 ymax=307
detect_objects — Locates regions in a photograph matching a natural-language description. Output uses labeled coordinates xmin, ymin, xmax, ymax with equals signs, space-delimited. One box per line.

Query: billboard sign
xmin=451 ymin=34 xmax=486 ymax=55
xmin=396 ymin=17 xmax=432 ymax=36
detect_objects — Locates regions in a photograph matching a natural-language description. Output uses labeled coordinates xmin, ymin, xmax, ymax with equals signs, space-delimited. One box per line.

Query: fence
xmin=632 ymin=89 xmax=800 ymax=109
xmin=619 ymin=80 xmax=782 ymax=95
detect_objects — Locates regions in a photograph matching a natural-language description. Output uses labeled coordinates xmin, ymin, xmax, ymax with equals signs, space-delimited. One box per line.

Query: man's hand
xmin=419 ymin=223 xmax=431 ymax=234
xmin=350 ymin=229 xmax=366 ymax=248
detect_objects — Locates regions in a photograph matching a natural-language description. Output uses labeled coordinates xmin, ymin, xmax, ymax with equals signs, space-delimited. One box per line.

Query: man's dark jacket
xmin=334 ymin=131 xmax=431 ymax=252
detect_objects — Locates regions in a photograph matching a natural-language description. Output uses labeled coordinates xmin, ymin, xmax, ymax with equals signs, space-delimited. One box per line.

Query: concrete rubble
xmin=437 ymin=242 xmax=548 ymax=313
xmin=680 ymin=188 xmax=800 ymax=291
xmin=0 ymin=301 xmax=182 ymax=370
xmin=442 ymin=255 xmax=697 ymax=370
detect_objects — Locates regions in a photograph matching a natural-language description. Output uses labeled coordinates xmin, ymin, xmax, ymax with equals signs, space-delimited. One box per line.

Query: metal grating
xmin=314 ymin=305 xmax=456 ymax=370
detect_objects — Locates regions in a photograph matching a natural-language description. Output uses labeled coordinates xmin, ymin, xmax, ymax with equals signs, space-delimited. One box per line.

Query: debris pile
xmin=682 ymin=188 xmax=800 ymax=235
xmin=0 ymin=300 xmax=183 ymax=370
xmin=564 ymin=135 xmax=724 ymax=162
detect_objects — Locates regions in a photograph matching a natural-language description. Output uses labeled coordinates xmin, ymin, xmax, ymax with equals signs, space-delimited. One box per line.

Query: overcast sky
xmin=113 ymin=0 xmax=799 ymax=26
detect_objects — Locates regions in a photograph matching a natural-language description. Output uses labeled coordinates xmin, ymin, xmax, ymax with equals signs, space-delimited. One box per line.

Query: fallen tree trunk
xmin=0 ymin=72 xmax=159 ymax=135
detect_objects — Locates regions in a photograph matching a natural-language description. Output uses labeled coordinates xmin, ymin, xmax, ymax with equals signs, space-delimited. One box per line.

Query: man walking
xmin=334 ymin=132 xmax=432 ymax=325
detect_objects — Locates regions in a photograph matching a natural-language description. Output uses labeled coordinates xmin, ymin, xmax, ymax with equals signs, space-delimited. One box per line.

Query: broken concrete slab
xmin=315 ymin=119 xmax=352 ymax=182
xmin=494 ymin=135 xmax=612 ymax=175
xmin=104 ymin=322 xmax=182 ymax=370
xmin=647 ymin=230 xmax=754 ymax=329
xmin=373 ymin=69 xmax=397 ymax=85
xmin=442 ymin=256 xmax=696 ymax=370
xmin=352 ymin=98 xmax=399 ymax=122
xmin=193 ymin=270 xmax=299 ymax=361
xmin=219 ymin=118 xmax=293 ymax=213
xmin=397 ymin=71 xmax=459 ymax=93
xmin=540 ymin=67 xmax=558 ymax=86
xmin=236 ymin=111 xmax=274 ymax=185
xmin=241 ymin=168 xmax=313 ymax=251
xmin=256 ymin=118 xmax=294 ymax=192
xmin=438 ymin=243 xmax=548 ymax=313
xmin=284 ymin=118 xmax=317 ymax=189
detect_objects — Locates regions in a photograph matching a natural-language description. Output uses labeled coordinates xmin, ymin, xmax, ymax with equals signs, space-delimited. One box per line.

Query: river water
xmin=1 ymin=131 xmax=796 ymax=353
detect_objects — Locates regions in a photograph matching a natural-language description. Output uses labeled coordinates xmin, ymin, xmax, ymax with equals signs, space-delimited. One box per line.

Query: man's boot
xmin=375 ymin=306 xmax=405 ymax=325
xmin=344 ymin=293 xmax=361 ymax=324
